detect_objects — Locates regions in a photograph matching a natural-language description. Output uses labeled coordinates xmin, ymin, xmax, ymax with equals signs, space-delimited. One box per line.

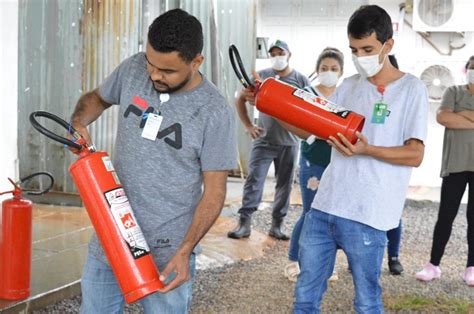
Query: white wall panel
xmin=258 ymin=0 xmax=474 ymax=187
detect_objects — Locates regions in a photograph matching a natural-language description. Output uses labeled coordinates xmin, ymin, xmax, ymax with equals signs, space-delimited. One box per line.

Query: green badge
xmin=371 ymin=102 xmax=388 ymax=124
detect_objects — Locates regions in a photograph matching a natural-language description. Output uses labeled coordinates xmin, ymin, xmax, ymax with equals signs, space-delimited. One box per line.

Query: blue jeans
xmin=289 ymin=155 xmax=326 ymax=261
xmin=80 ymin=253 xmax=195 ymax=314
xmin=294 ymin=209 xmax=386 ymax=314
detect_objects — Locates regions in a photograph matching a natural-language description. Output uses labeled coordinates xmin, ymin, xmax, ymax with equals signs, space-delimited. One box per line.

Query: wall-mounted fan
xmin=420 ymin=65 xmax=454 ymax=100
xmin=413 ymin=0 xmax=474 ymax=32
xmin=417 ymin=0 xmax=453 ymax=27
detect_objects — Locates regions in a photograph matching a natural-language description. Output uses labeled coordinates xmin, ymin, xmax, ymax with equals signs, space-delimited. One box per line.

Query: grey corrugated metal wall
xmin=19 ymin=0 xmax=255 ymax=197
xmin=19 ymin=0 xmax=142 ymax=194
xmin=81 ymin=0 xmax=141 ymax=156
xmin=18 ymin=0 xmax=84 ymax=193
xmin=213 ymin=0 xmax=256 ymax=175
xmin=178 ymin=0 xmax=257 ymax=175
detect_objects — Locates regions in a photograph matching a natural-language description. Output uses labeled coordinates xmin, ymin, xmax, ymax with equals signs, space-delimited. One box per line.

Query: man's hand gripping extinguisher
xmin=29 ymin=111 xmax=164 ymax=304
xmin=0 ymin=172 xmax=54 ymax=300
xmin=229 ymin=45 xmax=365 ymax=144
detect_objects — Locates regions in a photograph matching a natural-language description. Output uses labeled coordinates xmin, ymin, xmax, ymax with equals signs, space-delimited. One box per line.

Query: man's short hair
xmin=347 ymin=5 xmax=393 ymax=44
xmin=148 ymin=9 xmax=203 ymax=63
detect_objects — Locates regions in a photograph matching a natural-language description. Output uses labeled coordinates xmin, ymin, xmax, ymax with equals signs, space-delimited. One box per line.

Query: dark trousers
xmin=387 ymin=220 xmax=402 ymax=258
xmin=430 ymin=171 xmax=474 ymax=267
xmin=239 ymin=141 xmax=297 ymax=219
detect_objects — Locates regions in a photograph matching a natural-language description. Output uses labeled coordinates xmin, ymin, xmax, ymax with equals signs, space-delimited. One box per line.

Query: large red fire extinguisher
xmin=29 ymin=111 xmax=164 ymax=304
xmin=0 ymin=172 xmax=54 ymax=300
xmin=229 ymin=45 xmax=365 ymax=144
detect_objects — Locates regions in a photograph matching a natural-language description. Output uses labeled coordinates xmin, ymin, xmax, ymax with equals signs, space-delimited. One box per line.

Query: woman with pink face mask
xmin=282 ymin=47 xmax=344 ymax=282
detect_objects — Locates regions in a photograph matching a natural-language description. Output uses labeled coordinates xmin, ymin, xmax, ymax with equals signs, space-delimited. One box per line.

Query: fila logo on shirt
xmin=124 ymin=96 xmax=182 ymax=150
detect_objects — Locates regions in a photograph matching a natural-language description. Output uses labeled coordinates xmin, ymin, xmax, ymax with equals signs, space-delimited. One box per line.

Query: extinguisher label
xmin=292 ymin=89 xmax=351 ymax=118
xmin=104 ymin=188 xmax=151 ymax=259
xmin=102 ymin=156 xmax=115 ymax=172
xmin=111 ymin=171 xmax=121 ymax=185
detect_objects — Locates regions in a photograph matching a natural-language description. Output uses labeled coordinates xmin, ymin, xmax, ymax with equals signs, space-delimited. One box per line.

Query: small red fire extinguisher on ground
xmin=0 ymin=172 xmax=54 ymax=300
xmin=29 ymin=111 xmax=164 ymax=304
xmin=228 ymin=44 xmax=365 ymax=144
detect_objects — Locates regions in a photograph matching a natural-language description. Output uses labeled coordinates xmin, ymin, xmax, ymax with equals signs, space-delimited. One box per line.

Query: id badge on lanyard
xmin=142 ymin=113 xmax=163 ymax=140
xmin=141 ymin=93 xmax=170 ymax=141
xmin=371 ymin=85 xmax=389 ymax=124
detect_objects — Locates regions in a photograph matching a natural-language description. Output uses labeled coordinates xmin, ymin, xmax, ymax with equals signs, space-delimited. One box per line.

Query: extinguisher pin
xmin=87 ymin=144 xmax=97 ymax=152
xmin=71 ymin=131 xmax=83 ymax=141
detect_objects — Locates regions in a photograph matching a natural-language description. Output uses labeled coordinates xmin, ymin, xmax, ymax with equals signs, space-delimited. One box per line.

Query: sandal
xmin=329 ymin=270 xmax=338 ymax=282
xmin=284 ymin=262 xmax=300 ymax=282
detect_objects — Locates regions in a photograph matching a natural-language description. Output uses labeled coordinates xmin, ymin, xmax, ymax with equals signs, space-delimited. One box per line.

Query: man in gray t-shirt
xmin=228 ymin=39 xmax=310 ymax=240
xmin=70 ymin=9 xmax=236 ymax=313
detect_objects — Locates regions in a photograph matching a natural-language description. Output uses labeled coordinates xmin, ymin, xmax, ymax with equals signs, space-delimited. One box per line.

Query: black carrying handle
xmin=18 ymin=172 xmax=54 ymax=196
xmin=29 ymin=111 xmax=83 ymax=151
xmin=228 ymin=44 xmax=255 ymax=89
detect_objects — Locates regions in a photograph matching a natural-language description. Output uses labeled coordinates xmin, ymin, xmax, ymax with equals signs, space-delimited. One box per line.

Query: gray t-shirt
xmin=255 ymin=68 xmax=310 ymax=146
xmin=312 ymin=73 xmax=429 ymax=231
xmin=440 ymin=85 xmax=474 ymax=177
xmin=88 ymin=52 xmax=237 ymax=269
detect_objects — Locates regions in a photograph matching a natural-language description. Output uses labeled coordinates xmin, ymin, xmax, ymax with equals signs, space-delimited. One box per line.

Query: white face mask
xmin=270 ymin=55 xmax=289 ymax=71
xmin=318 ymin=71 xmax=339 ymax=88
xmin=467 ymin=69 xmax=474 ymax=84
xmin=352 ymin=43 xmax=386 ymax=78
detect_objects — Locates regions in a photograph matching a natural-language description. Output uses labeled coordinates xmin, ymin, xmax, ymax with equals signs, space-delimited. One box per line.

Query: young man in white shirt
xmin=293 ymin=5 xmax=429 ymax=313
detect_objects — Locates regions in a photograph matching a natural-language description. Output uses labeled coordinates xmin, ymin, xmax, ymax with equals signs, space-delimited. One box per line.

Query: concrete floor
xmin=0 ymin=176 xmax=460 ymax=313
xmin=0 ymin=177 xmax=278 ymax=313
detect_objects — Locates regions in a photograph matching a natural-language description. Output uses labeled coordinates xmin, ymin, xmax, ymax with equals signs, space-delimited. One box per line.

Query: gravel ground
xmin=34 ymin=199 xmax=474 ymax=313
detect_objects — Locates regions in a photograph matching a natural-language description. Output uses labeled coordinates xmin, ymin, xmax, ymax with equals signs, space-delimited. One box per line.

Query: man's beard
xmin=150 ymin=74 xmax=192 ymax=94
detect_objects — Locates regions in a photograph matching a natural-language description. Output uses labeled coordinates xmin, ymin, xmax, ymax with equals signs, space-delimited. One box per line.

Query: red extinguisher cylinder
xmin=256 ymin=78 xmax=365 ymax=144
xmin=69 ymin=151 xmax=164 ymax=304
xmin=0 ymin=196 xmax=33 ymax=300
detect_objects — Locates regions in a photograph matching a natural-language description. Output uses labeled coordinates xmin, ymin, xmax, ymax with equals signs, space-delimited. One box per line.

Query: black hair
xmin=148 ymin=9 xmax=203 ymax=63
xmin=316 ymin=47 xmax=344 ymax=72
xmin=347 ymin=5 xmax=393 ymax=44
xmin=388 ymin=55 xmax=399 ymax=69
xmin=465 ymin=55 xmax=474 ymax=70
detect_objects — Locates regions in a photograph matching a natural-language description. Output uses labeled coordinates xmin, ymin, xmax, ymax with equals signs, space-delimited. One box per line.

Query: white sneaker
xmin=463 ymin=266 xmax=474 ymax=286
xmin=415 ymin=263 xmax=441 ymax=282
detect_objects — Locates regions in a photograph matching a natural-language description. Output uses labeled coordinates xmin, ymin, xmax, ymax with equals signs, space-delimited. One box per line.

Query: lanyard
xmin=377 ymin=84 xmax=385 ymax=102
xmin=371 ymin=84 xmax=388 ymax=124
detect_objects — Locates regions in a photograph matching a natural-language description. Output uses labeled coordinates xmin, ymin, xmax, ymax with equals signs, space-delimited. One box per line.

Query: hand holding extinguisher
xmin=229 ymin=44 xmax=365 ymax=144
xmin=0 ymin=172 xmax=54 ymax=300
xmin=29 ymin=111 xmax=164 ymax=304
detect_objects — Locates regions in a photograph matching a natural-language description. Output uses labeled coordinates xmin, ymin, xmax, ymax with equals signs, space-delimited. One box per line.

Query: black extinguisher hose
xmin=29 ymin=111 xmax=83 ymax=151
xmin=18 ymin=172 xmax=55 ymax=196
xmin=228 ymin=44 xmax=255 ymax=90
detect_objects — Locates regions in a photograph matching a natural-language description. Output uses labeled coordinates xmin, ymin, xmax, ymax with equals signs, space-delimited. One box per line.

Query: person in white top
xmin=293 ymin=5 xmax=429 ymax=313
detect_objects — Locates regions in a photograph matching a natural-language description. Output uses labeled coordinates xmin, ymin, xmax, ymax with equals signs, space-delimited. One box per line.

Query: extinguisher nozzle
xmin=229 ymin=44 xmax=255 ymax=90
xmin=29 ymin=111 xmax=84 ymax=151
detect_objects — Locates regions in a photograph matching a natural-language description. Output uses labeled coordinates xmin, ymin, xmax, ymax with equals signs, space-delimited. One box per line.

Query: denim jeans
xmin=80 ymin=253 xmax=195 ymax=314
xmin=386 ymin=220 xmax=402 ymax=258
xmin=294 ymin=209 xmax=386 ymax=314
xmin=288 ymin=155 xmax=326 ymax=261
